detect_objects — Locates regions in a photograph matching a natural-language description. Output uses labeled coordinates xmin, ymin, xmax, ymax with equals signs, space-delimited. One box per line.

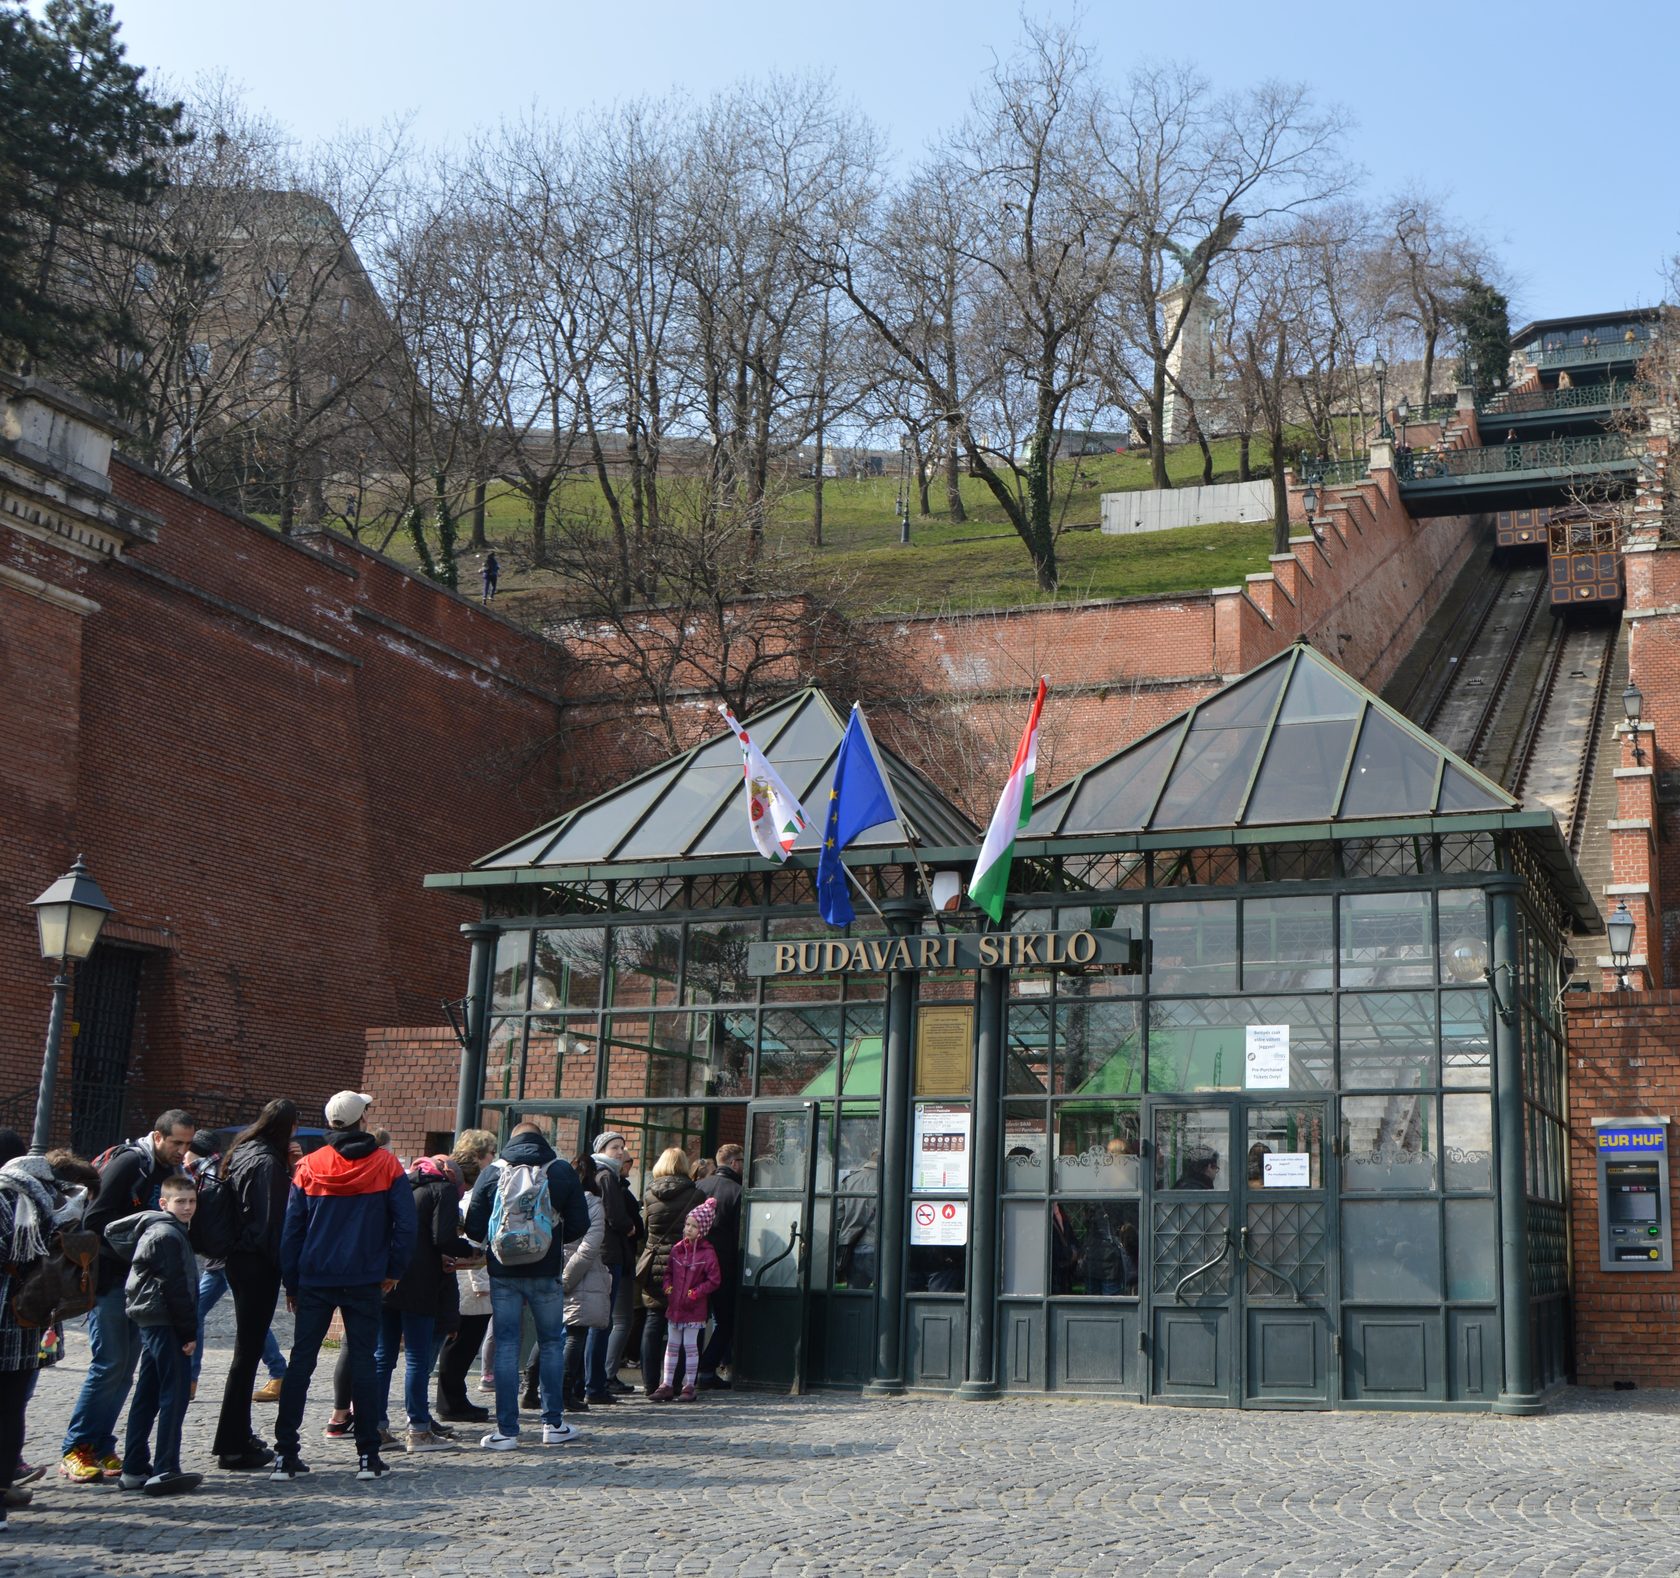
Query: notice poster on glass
xmin=910 ymin=1198 xmax=969 ymax=1246
xmin=1262 ymin=1152 xmax=1311 ymax=1189
xmin=913 ymin=1103 xmax=972 ymax=1191
xmin=1244 ymin=1024 xmax=1290 ymax=1089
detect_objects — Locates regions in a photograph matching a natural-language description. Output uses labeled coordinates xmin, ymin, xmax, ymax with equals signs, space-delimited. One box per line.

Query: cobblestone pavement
xmin=8 ymin=1308 xmax=1680 ymax=1576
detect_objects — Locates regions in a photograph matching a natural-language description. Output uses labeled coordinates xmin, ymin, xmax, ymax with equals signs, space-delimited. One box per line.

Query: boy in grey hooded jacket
xmin=108 ymin=1176 xmax=201 ymax=1494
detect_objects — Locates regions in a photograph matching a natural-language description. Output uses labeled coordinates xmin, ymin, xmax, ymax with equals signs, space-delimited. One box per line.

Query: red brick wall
xmin=1565 ymin=989 xmax=1680 ymax=1387
xmin=361 ymin=1027 xmax=463 ymax=1162
xmin=2 ymin=454 xmax=569 ymax=1142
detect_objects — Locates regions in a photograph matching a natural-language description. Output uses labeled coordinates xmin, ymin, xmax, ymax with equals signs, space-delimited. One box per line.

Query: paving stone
xmin=9 ymin=1319 xmax=1680 ymax=1574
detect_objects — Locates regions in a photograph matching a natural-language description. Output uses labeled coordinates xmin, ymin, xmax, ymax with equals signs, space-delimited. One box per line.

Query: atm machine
xmin=1593 ymin=1117 xmax=1674 ymax=1272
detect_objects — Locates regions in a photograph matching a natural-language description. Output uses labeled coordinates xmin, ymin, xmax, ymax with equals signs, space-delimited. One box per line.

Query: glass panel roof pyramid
xmin=1026 ymin=642 xmax=1514 ymax=837
xmin=475 ymin=689 xmax=977 ymax=870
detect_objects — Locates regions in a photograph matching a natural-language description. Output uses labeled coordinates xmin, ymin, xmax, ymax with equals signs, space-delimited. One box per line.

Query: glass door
xmin=479 ymin=1100 xmax=595 ymax=1166
xmin=734 ymin=1101 xmax=820 ymax=1392
xmin=1144 ymin=1097 xmax=1334 ymax=1408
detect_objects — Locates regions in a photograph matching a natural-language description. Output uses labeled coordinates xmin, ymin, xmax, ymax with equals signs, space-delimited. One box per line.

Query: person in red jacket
xmin=650 ymin=1199 xmax=722 ymax=1404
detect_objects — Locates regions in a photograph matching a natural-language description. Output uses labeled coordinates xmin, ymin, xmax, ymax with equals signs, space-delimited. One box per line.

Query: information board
xmin=915 ymin=1006 xmax=975 ymax=1097
xmin=910 ymin=1198 xmax=969 ymax=1246
xmin=1244 ymin=1025 xmax=1291 ymax=1089
xmin=913 ymin=1103 xmax=971 ymax=1191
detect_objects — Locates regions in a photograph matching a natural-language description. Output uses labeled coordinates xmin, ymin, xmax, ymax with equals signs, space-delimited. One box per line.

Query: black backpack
xmin=189 ymin=1162 xmax=242 ymax=1260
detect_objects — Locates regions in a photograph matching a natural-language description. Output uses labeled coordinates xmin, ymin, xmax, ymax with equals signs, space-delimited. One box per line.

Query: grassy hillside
xmin=338 ymin=430 xmax=1296 ymax=616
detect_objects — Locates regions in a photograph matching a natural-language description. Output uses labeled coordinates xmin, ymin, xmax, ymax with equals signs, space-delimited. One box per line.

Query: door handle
xmin=1173 ymin=1226 xmax=1233 ymax=1301
xmin=1239 ymin=1223 xmax=1304 ymax=1303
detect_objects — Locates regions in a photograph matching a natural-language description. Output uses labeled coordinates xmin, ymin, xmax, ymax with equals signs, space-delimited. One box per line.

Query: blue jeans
xmin=375 ymin=1306 xmax=437 ymax=1431
xmin=62 ymin=1283 xmax=138 ymax=1458
xmin=582 ymin=1265 xmax=622 ymax=1397
xmin=122 ymin=1325 xmax=190 ymax=1478
xmin=273 ymin=1284 xmax=383 ymax=1457
xmin=490 ymin=1276 xmax=566 ymax=1437
xmin=194 ymin=1267 xmax=286 ymax=1383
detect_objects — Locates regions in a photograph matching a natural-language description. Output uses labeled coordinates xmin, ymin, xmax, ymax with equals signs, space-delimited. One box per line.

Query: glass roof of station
xmin=1025 ymin=642 xmax=1514 ymax=838
xmin=473 ymin=688 xmax=977 ymax=871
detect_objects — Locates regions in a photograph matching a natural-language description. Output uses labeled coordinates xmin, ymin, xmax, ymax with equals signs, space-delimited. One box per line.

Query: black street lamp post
xmin=1607 ymin=900 xmax=1637 ymax=994
xmin=29 ymin=856 xmax=114 ymax=1154
xmin=1397 ymin=396 xmax=1410 ymax=454
xmin=1373 ymin=353 xmax=1390 ymax=439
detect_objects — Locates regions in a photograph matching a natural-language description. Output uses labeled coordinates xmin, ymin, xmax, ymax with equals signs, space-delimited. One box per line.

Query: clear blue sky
xmin=102 ymin=0 xmax=1680 ymax=325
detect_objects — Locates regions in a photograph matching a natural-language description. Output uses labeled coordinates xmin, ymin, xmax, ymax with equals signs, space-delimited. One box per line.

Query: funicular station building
xmin=424 ymin=642 xmax=1595 ymax=1413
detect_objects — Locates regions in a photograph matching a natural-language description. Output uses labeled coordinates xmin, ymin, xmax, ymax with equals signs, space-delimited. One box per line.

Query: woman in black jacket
xmin=376 ymin=1156 xmax=473 ymax=1450
xmin=210 ymin=1098 xmax=297 ymax=1470
xmin=636 ymin=1148 xmax=702 ymax=1396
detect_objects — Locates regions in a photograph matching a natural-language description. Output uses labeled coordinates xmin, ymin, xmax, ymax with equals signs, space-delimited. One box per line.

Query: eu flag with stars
xmin=816 ymin=705 xmax=897 ymax=926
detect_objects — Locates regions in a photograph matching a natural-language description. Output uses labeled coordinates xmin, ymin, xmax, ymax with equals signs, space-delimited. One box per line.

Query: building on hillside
xmin=0 ymin=372 xmax=568 ymax=1150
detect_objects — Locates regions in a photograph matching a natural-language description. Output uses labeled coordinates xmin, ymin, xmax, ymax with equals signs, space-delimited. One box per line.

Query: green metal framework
xmin=1481 ymin=382 xmax=1638 ymax=419
xmin=1397 ymin=433 xmax=1635 ymax=486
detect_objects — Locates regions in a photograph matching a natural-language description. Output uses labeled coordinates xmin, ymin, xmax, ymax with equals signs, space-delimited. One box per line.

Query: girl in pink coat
xmin=652 ymin=1199 xmax=722 ymax=1402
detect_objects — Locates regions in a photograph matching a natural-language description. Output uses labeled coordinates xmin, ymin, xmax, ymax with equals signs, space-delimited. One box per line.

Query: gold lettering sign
xmin=915 ymin=1005 xmax=974 ymax=1097
xmin=745 ymin=928 xmax=1136 ymax=977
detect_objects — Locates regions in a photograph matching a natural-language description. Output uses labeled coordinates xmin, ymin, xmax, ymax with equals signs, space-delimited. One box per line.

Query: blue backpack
xmin=487 ymin=1162 xmax=554 ymax=1265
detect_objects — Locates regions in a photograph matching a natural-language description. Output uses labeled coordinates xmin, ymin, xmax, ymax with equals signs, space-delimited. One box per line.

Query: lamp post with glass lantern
xmin=28 ymin=856 xmax=114 ymax=1154
xmin=1607 ymin=900 xmax=1637 ymax=994
xmin=1624 ymin=681 xmax=1645 ymax=764
xmin=1373 ymin=353 xmax=1390 ymax=439
xmin=1396 ymin=396 xmax=1411 ymax=454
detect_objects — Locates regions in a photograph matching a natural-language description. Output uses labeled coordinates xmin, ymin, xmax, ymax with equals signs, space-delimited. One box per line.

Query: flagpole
xmin=852 ymin=702 xmax=938 ymax=921
xmin=841 ymin=860 xmax=889 ymax=924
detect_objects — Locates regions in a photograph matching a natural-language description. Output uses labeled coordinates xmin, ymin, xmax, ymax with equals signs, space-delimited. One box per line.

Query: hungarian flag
xmin=721 ymin=705 xmax=808 ymax=862
xmin=969 ymin=679 xmax=1048 ymax=922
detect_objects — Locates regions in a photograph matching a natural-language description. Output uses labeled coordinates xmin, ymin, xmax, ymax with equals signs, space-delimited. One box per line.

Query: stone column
xmin=457 ymin=920 xmax=498 ymax=1135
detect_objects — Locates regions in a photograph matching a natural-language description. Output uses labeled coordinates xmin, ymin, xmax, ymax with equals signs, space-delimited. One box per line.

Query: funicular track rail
xmin=1423 ymin=566 xmax=1549 ymax=765
xmin=1514 ymin=619 xmax=1621 ymax=848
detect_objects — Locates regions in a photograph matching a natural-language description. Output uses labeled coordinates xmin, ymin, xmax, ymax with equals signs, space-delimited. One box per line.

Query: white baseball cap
xmin=325 ymin=1090 xmax=374 ymax=1128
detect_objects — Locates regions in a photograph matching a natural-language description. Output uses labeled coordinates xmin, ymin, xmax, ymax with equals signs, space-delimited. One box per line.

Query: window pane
xmin=757 ymin=1007 xmax=842 ymax=1097
xmin=1052 ymin=1103 xmax=1140 ymax=1192
xmin=908 ymin=1239 xmax=966 ymax=1293
xmin=1442 ymin=1095 xmax=1493 ymax=1192
xmin=837 ymin=1114 xmax=880 ymax=1184
xmin=1058 ymin=1200 xmax=1140 ymax=1295
xmin=1441 ymin=990 xmax=1492 ymax=1087
xmin=762 ymin=914 xmax=840 ymax=1002
xmin=1066 ymin=723 xmax=1184 ymax=833
xmin=1056 ymin=903 xmax=1141 ymax=996
xmin=683 ymin=920 xmax=759 ymax=1006
xmin=1148 ymin=997 xmax=1332 ymax=1093
xmin=1339 ymin=992 xmax=1436 ymax=1090
xmin=1244 ymin=717 xmax=1358 ymax=822
xmin=604 ymin=1011 xmax=725 ymax=1100
xmin=1008 ymin=1003 xmax=1052 ymax=1093
xmin=744 ymin=1200 xmax=802 ymax=1287
xmin=520 ymin=1016 xmax=597 ymax=1103
xmin=1437 ymin=891 xmax=1489 ymax=984
xmin=1341 ymin=1095 xmax=1438 ymax=1192
xmin=834 ymin=1195 xmax=877 ymax=1289
xmin=1445 ymin=1198 xmax=1497 ymax=1301
xmin=748 ymin=1110 xmax=812 ymax=1192
xmin=1003 ymin=1102 xmax=1049 ymax=1192
xmin=534 ymin=928 xmax=608 ymax=1010
xmin=1054 ymin=999 xmax=1141 ymax=1095
xmin=482 ymin=1017 xmax=520 ymax=1103
xmin=1340 ymin=709 xmax=1441 ymax=817
xmin=1341 ymin=1200 xmax=1442 ymax=1300
xmin=1153 ymin=1106 xmax=1230 ymax=1191
xmin=607 ymin=922 xmax=682 ymax=1010
xmin=1002 ymin=1201 xmax=1047 ymax=1296
xmin=1339 ymin=892 xmax=1433 ymax=987
xmin=1149 ymin=900 xmax=1238 ymax=992
xmin=1242 ymin=897 xmax=1333 ymax=991
xmin=1245 ymin=1104 xmax=1326 ymax=1189
xmin=492 ymin=931 xmax=531 ymax=1012
xmin=1152 ymin=724 xmax=1268 ymax=828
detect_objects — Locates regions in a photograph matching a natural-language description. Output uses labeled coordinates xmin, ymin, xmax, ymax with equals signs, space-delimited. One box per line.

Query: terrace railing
xmin=1481 ymin=381 xmax=1639 ymax=419
xmin=1397 ymin=432 xmax=1634 ymax=483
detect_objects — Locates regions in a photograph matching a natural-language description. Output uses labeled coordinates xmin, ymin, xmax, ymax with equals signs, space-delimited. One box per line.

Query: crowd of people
xmin=0 ymin=1089 xmax=747 ymax=1528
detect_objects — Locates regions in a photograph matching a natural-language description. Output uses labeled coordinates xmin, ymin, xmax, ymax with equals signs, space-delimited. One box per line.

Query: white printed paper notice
xmin=1263 ymin=1152 xmax=1311 ymax=1189
xmin=1244 ymin=1025 xmax=1290 ymax=1089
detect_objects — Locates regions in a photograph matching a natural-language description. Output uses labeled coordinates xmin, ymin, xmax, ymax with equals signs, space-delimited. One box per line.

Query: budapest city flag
xmin=721 ymin=705 xmax=808 ymax=862
xmin=969 ymin=678 xmax=1048 ymax=923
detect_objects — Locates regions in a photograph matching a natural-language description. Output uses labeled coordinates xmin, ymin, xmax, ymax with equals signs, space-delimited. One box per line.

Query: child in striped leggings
xmin=651 ymin=1200 xmax=722 ymax=1403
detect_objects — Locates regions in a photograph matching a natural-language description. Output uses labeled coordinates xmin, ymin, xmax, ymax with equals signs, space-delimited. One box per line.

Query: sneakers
xmin=59 ymin=1448 xmax=103 ymax=1483
xmin=479 ymin=1431 xmax=518 ymax=1451
xmin=404 ymin=1429 xmax=454 ymax=1453
xmin=475 ymin=1374 xmax=494 ymax=1393
xmin=356 ymin=1452 xmax=391 ymax=1480
xmin=99 ymin=1454 xmax=123 ymax=1480
xmin=253 ymin=1378 xmax=284 ymax=1403
xmin=144 ymin=1471 xmax=202 ymax=1496
xmin=541 ymin=1423 xmax=580 ymax=1445
xmin=14 ymin=1463 xmax=44 ymax=1487
xmin=677 ymin=1385 xmax=697 ymax=1404
xmin=269 ymin=1452 xmax=310 ymax=1481
xmin=117 ymin=1470 xmax=152 ymax=1490
xmin=322 ymin=1415 xmax=354 ymax=1440
xmin=216 ymin=1446 xmax=272 ymax=1471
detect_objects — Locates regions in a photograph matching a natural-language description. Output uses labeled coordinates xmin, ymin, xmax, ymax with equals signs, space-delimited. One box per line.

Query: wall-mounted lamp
xmin=930 ymin=870 xmax=963 ymax=913
xmin=1607 ymin=900 xmax=1637 ymax=993
xmin=1446 ymin=932 xmax=1515 ymax=1025
xmin=1623 ymin=682 xmax=1646 ymax=765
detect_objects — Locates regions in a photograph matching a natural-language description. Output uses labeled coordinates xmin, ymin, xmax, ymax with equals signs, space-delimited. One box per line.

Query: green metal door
xmin=734 ymin=1101 xmax=820 ymax=1392
xmin=1145 ymin=1097 xmax=1334 ymax=1408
